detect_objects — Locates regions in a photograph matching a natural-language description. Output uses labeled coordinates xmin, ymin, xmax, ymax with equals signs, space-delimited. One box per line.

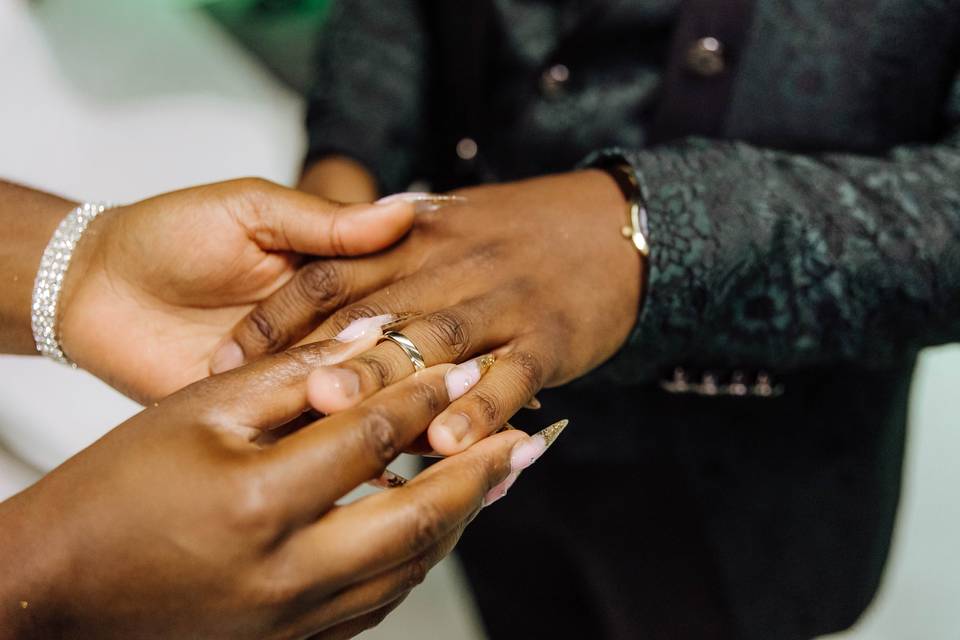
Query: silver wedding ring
xmin=377 ymin=331 xmax=427 ymax=372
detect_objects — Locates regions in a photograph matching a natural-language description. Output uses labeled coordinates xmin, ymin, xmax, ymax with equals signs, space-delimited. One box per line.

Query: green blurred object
xmin=206 ymin=0 xmax=332 ymax=94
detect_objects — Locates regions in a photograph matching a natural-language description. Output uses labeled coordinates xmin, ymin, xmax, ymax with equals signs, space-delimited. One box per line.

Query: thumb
xmin=231 ymin=179 xmax=415 ymax=256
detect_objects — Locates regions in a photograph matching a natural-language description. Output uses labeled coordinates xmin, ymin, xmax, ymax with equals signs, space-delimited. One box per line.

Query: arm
xmin=0 ymin=179 xmax=414 ymax=402
xmin=0 ymin=343 xmax=544 ymax=638
xmin=0 ymin=181 xmax=76 ymax=354
xmin=597 ymin=73 xmax=960 ymax=382
xmin=302 ymin=0 xmax=428 ymax=198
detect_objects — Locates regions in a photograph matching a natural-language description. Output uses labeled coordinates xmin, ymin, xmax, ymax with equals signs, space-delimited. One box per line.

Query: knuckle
xmin=505 ymin=350 xmax=544 ymax=394
xmin=407 ymin=380 xmax=444 ymax=414
xmin=404 ymin=499 xmax=447 ymax=556
xmin=356 ymin=407 xmax=403 ymax=467
xmin=325 ymin=204 xmax=350 ymax=256
xmin=401 ymin=555 xmax=431 ymax=592
xmin=330 ymin=304 xmax=387 ymax=335
xmin=355 ymin=354 xmax=397 ymax=389
xmin=246 ymin=305 xmax=286 ymax=352
xmin=469 ymin=389 xmax=503 ymax=426
xmin=225 ymin=465 xmax=280 ymax=540
xmin=423 ymin=310 xmax=470 ymax=358
xmin=295 ymin=260 xmax=347 ymax=309
xmin=232 ymin=177 xmax=274 ymax=212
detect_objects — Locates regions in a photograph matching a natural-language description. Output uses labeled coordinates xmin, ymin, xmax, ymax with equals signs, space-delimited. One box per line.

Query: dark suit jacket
xmin=304 ymin=2 xmax=960 ymax=637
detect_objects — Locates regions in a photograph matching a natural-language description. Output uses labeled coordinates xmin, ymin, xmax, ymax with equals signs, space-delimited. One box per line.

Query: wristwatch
xmin=589 ymin=156 xmax=651 ymax=257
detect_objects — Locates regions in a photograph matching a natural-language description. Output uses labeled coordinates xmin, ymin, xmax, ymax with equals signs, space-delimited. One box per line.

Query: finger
xmin=227 ymin=178 xmax=415 ymax=256
xmin=280 ymin=428 xmax=529 ymax=591
xmin=261 ymin=363 xmax=477 ymax=520
xmin=304 ymin=597 xmax=407 ymax=640
xmin=178 ymin=340 xmax=356 ymax=436
xmin=428 ymin=344 xmax=551 ymax=455
xmin=285 ymin=530 xmax=459 ymax=639
xmin=210 ymin=257 xmax=400 ymax=374
xmin=306 ymin=295 xmax=514 ymax=414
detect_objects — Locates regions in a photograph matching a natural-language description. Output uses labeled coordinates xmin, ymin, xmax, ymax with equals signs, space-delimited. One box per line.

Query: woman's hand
xmin=0 ymin=341 xmax=537 ymax=640
xmin=218 ymin=170 xmax=641 ymax=454
xmin=57 ymin=178 xmax=414 ymax=402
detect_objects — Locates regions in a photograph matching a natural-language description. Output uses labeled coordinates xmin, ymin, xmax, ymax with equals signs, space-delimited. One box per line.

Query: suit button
xmin=540 ymin=63 xmax=570 ymax=97
xmin=685 ymin=36 xmax=725 ymax=77
xmin=456 ymin=137 xmax=478 ymax=161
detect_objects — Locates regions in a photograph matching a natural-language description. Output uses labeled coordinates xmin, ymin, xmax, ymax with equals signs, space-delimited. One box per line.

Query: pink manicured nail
xmin=376 ymin=192 xmax=467 ymax=214
xmin=307 ymin=367 xmax=361 ymax=413
xmin=444 ymin=355 xmax=495 ymax=401
xmin=483 ymin=419 xmax=569 ymax=507
xmin=483 ymin=469 xmax=521 ymax=507
xmin=335 ymin=314 xmax=397 ymax=342
xmin=210 ymin=340 xmax=244 ymax=374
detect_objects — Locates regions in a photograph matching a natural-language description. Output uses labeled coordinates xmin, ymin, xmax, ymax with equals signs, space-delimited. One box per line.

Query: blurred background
xmin=0 ymin=1 xmax=958 ymax=638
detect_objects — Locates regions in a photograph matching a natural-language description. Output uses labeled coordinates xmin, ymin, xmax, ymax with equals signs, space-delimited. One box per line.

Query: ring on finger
xmin=377 ymin=331 xmax=427 ymax=372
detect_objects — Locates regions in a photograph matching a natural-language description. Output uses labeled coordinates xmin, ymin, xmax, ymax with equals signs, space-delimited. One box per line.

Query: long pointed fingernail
xmin=510 ymin=419 xmax=568 ymax=472
xmin=524 ymin=395 xmax=542 ymax=410
xmin=444 ymin=354 xmax=495 ymax=402
xmin=210 ymin=339 xmax=244 ymax=374
xmin=335 ymin=314 xmax=397 ymax=342
xmin=483 ymin=419 xmax=569 ymax=507
xmin=376 ymin=192 xmax=467 ymax=214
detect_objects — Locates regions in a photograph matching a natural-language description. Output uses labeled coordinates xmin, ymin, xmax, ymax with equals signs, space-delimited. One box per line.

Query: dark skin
xmin=218 ymin=163 xmax=642 ymax=455
xmin=0 ymin=343 xmax=531 ymax=639
xmin=0 ymin=178 xmax=414 ymax=402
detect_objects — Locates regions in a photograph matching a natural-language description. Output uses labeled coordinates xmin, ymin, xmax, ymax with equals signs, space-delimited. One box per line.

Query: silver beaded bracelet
xmin=31 ymin=202 xmax=111 ymax=366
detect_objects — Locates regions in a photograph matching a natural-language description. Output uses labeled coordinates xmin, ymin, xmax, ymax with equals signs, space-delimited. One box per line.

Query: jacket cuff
xmin=579 ymin=144 xmax=712 ymax=383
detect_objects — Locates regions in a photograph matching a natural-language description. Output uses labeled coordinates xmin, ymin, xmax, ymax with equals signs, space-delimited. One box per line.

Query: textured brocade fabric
xmin=597 ymin=67 xmax=960 ymax=383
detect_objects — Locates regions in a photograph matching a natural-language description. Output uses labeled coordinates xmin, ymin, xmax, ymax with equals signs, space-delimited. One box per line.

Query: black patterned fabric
xmin=304 ymin=2 xmax=960 ymax=639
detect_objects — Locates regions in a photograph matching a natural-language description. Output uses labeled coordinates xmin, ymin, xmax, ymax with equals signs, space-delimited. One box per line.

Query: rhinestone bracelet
xmin=31 ymin=202 xmax=111 ymax=366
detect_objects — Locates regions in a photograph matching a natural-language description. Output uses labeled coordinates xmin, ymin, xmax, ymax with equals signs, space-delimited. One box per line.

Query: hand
xmin=218 ymin=170 xmax=641 ymax=454
xmin=57 ymin=178 xmax=414 ymax=402
xmin=0 ymin=341 xmax=536 ymax=639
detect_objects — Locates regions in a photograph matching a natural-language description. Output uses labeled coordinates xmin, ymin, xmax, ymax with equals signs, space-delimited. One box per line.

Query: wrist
xmin=56 ymin=207 xmax=117 ymax=368
xmin=0 ymin=488 xmax=73 ymax=638
xmin=0 ymin=182 xmax=77 ymax=355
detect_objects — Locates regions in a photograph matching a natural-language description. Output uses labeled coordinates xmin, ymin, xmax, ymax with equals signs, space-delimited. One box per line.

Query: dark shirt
xmin=305 ymin=2 xmax=960 ymax=638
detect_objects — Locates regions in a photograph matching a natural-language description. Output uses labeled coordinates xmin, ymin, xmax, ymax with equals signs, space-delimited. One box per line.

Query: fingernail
xmin=483 ymin=469 xmax=521 ymax=507
xmin=483 ymin=419 xmax=569 ymax=508
xmin=310 ymin=367 xmax=360 ymax=404
xmin=380 ymin=312 xmax=421 ymax=332
xmin=444 ymin=354 xmax=495 ymax=401
xmin=376 ymin=192 xmax=467 ymax=214
xmin=509 ymin=419 xmax=569 ymax=472
xmin=368 ymin=469 xmax=409 ymax=489
xmin=210 ymin=340 xmax=244 ymax=374
xmin=524 ymin=395 xmax=542 ymax=410
xmin=436 ymin=412 xmax=472 ymax=442
xmin=335 ymin=314 xmax=397 ymax=342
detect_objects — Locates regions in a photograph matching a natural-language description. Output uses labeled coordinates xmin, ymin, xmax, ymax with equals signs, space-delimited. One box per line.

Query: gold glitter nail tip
xmin=477 ymin=354 xmax=496 ymax=375
xmin=535 ymin=419 xmax=569 ymax=449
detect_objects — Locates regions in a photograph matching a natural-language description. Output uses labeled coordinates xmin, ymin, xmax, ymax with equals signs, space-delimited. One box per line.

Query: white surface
xmin=0 ymin=1 xmax=957 ymax=639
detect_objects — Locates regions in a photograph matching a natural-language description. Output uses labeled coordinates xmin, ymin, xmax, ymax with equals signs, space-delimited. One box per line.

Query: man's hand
xmin=0 ymin=341 xmax=534 ymax=639
xmin=218 ymin=170 xmax=642 ymax=455
xmin=57 ymin=177 xmax=414 ymax=402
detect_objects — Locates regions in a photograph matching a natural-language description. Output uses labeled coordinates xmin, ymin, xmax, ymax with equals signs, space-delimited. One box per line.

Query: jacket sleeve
xmin=592 ymin=73 xmax=960 ymax=383
xmin=305 ymin=1 xmax=427 ymax=194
